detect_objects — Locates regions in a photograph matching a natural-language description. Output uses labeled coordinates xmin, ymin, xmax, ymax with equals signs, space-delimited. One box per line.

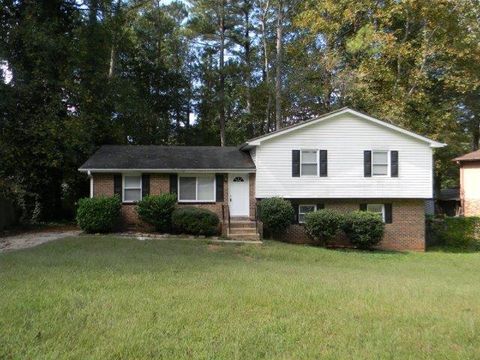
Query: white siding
xmin=254 ymin=113 xmax=433 ymax=199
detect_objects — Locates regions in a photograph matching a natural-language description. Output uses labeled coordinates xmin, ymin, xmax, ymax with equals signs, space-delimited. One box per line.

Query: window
xmin=123 ymin=175 xmax=142 ymax=203
xmin=372 ymin=150 xmax=389 ymax=176
xmin=299 ymin=204 xmax=316 ymax=223
xmin=179 ymin=176 xmax=215 ymax=202
xmin=301 ymin=150 xmax=318 ymax=176
xmin=367 ymin=203 xmax=385 ymax=222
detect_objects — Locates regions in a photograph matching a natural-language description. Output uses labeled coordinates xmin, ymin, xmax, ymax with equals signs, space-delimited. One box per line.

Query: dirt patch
xmin=207 ymin=244 xmax=222 ymax=252
xmin=0 ymin=230 xmax=82 ymax=253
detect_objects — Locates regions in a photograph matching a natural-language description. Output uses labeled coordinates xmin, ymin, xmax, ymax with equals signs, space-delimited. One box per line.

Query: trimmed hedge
xmin=136 ymin=194 xmax=177 ymax=232
xmin=428 ymin=216 xmax=480 ymax=250
xmin=76 ymin=196 xmax=121 ymax=233
xmin=304 ymin=209 xmax=342 ymax=245
xmin=341 ymin=211 xmax=384 ymax=249
xmin=258 ymin=197 xmax=294 ymax=236
xmin=172 ymin=207 xmax=220 ymax=236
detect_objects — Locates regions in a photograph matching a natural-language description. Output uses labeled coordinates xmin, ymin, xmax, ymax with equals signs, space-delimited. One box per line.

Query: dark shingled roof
xmin=438 ymin=188 xmax=460 ymax=201
xmin=79 ymin=145 xmax=255 ymax=170
xmin=453 ymin=150 xmax=480 ymax=162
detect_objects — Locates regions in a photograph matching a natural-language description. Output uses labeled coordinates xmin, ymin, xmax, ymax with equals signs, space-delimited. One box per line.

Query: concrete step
xmin=228 ymin=227 xmax=258 ymax=235
xmin=229 ymin=221 xmax=256 ymax=229
xmin=226 ymin=233 xmax=261 ymax=241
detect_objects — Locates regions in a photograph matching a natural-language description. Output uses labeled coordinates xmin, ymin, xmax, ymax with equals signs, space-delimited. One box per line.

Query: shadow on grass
xmin=427 ymin=245 xmax=480 ymax=254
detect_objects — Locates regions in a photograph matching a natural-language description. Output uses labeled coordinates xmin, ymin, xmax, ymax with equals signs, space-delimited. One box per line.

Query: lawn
xmin=1 ymin=237 xmax=479 ymax=359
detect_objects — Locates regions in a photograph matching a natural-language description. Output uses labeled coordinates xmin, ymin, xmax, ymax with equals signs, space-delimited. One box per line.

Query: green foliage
xmin=136 ymin=194 xmax=177 ymax=232
xmin=76 ymin=196 xmax=121 ymax=233
xmin=341 ymin=211 xmax=385 ymax=249
xmin=304 ymin=209 xmax=343 ymax=245
xmin=428 ymin=216 xmax=480 ymax=250
xmin=171 ymin=207 xmax=220 ymax=236
xmin=258 ymin=197 xmax=294 ymax=236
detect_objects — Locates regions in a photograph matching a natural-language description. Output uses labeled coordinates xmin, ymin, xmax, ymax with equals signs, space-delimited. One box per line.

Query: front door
xmin=228 ymin=173 xmax=250 ymax=217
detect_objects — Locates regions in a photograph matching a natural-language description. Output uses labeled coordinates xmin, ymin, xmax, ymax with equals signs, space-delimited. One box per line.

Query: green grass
xmin=1 ymin=237 xmax=480 ymax=359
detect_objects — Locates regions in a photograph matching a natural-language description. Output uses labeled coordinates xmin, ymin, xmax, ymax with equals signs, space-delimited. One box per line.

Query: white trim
xmin=366 ymin=203 xmax=385 ymax=222
xmin=178 ymin=175 xmax=216 ymax=203
xmin=122 ymin=174 xmax=142 ymax=203
xmin=298 ymin=204 xmax=317 ymax=223
xmin=79 ymin=168 xmax=256 ymax=173
xmin=371 ymin=150 xmax=390 ymax=177
xmin=246 ymin=108 xmax=446 ymax=148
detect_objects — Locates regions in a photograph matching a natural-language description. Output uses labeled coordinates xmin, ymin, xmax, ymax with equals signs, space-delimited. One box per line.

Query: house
xmin=79 ymin=108 xmax=445 ymax=251
xmin=453 ymin=150 xmax=480 ymax=216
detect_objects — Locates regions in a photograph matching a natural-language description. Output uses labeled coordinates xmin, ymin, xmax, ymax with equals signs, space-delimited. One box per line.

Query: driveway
xmin=0 ymin=229 xmax=82 ymax=253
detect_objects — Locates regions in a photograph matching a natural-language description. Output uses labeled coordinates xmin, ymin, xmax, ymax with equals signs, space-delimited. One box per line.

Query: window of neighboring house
xmin=299 ymin=204 xmax=317 ymax=223
xmin=178 ymin=176 xmax=215 ymax=202
xmin=301 ymin=150 xmax=318 ymax=176
xmin=123 ymin=175 xmax=142 ymax=203
xmin=372 ymin=150 xmax=389 ymax=176
xmin=366 ymin=203 xmax=385 ymax=222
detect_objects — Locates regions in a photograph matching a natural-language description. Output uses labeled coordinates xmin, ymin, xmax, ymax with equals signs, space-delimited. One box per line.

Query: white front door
xmin=228 ymin=173 xmax=250 ymax=217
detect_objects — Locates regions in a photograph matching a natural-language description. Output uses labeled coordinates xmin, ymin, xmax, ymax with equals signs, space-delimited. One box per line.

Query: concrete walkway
xmin=0 ymin=230 xmax=82 ymax=253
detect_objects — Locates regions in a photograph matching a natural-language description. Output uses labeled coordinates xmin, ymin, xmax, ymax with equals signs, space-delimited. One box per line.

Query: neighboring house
xmin=454 ymin=150 xmax=480 ymax=216
xmin=79 ymin=108 xmax=445 ymax=251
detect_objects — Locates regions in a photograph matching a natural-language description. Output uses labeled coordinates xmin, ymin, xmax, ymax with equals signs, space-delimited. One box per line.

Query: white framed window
xmin=301 ymin=150 xmax=318 ymax=176
xmin=178 ymin=175 xmax=215 ymax=202
xmin=366 ymin=203 xmax=385 ymax=222
xmin=372 ymin=150 xmax=389 ymax=176
xmin=123 ymin=175 xmax=142 ymax=203
xmin=299 ymin=204 xmax=317 ymax=223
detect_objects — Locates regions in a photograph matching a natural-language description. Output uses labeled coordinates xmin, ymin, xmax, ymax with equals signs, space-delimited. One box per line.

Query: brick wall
xmin=463 ymin=199 xmax=480 ymax=217
xmin=91 ymin=172 xmax=257 ymax=235
xmin=279 ymin=199 xmax=425 ymax=251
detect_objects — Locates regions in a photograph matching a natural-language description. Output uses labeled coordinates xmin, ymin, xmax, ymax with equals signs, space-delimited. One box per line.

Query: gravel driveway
xmin=0 ymin=230 xmax=82 ymax=253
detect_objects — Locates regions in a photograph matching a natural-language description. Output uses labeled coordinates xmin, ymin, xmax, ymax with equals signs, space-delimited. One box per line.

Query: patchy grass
xmin=1 ymin=236 xmax=479 ymax=359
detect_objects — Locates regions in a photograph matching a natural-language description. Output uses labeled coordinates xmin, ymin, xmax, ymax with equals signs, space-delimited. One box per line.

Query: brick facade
xmin=464 ymin=200 xmax=480 ymax=217
xmin=279 ymin=199 xmax=425 ymax=251
xmin=91 ymin=173 xmax=254 ymax=235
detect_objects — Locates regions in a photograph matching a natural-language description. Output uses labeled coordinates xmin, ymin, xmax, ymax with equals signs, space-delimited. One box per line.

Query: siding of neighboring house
xmin=279 ymin=199 xmax=425 ymax=251
xmin=460 ymin=161 xmax=480 ymax=216
xmin=252 ymin=113 xmax=434 ymax=199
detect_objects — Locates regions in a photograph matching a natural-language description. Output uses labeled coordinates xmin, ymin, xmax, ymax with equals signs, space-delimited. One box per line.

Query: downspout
xmin=88 ymin=170 xmax=93 ymax=198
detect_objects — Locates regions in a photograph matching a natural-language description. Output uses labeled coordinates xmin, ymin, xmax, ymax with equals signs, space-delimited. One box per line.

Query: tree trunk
xmin=275 ymin=0 xmax=283 ymax=130
xmin=261 ymin=0 xmax=271 ymax=132
xmin=218 ymin=0 xmax=226 ymax=146
xmin=244 ymin=2 xmax=252 ymax=117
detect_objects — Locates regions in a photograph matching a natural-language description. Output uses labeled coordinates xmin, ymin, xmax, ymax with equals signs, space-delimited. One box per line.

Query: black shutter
xmin=359 ymin=203 xmax=367 ymax=211
xmin=142 ymin=174 xmax=150 ymax=198
xmin=364 ymin=151 xmax=372 ymax=177
xmin=391 ymin=151 xmax=399 ymax=177
xmin=320 ymin=150 xmax=328 ymax=177
xmin=215 ymin=174 xmax=224 ymax=202
xmin=169 ymin=174 xmax=178 ymax=197
xmin=316 ymin=203 xmax=325 ymax=210
xmin=384 ymin=203 xmax=393 ymax=223
xmin=114 ymin=174 xmax=122 ymax=197
xmin=292 ymin=201 xmax=299 ymax=223
xmin=292 ymin=150 xmax=300 ymax=177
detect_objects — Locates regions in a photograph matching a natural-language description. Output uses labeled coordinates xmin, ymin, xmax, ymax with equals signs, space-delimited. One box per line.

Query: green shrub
xmin=341 ymin=211 xmax=384 ymax=249
xmin=429 ymin=216 xmax=480 ymax=250
xmin=136 ymin=194 xmax=177 ymax=232
xmin=258 ymin=197 xmax=294 ymax=236
xmin=304 ymin=209 xmax=343 ymax=245
xmin=172 ymin=207 xmax=220 ymax=236
xmin=76 ymin=196 xmax=121 ymax=233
